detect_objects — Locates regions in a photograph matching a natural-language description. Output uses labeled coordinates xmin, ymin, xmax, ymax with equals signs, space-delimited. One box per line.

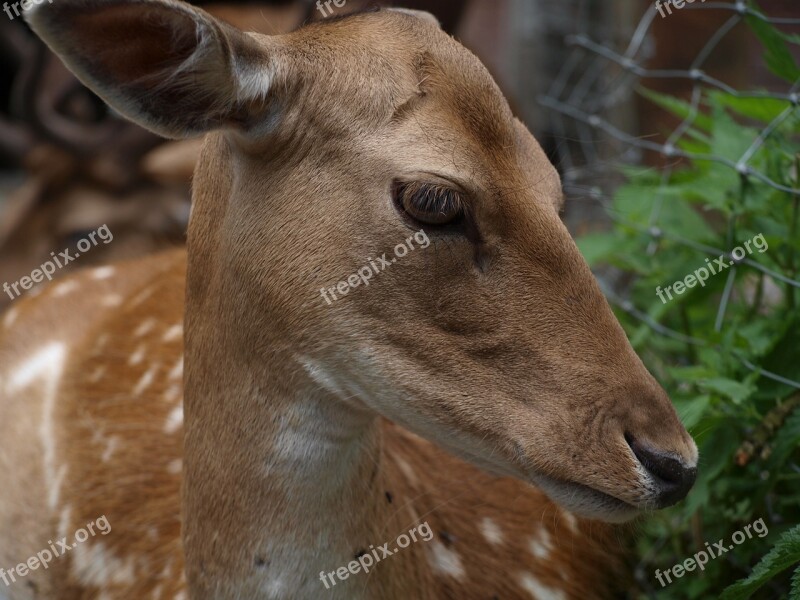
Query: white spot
xmin=91 ymin=426 xmax=104 ymax=446
xmin=165 ymin=405 xmax=183 ymax=434
xmin=8 ymin=343 xmax=67 ymax=509
xmin=518 ymin=572 xmax=566 ymax=600
xmin=10 ymin=342 xmax=66 ymax=392
xmin=52 ymin=280 xmax=79 ymax=297
xmin=135 ymin=319 xmax=157 ymax=337
xmin=162 ymin=324 xmax=183 ymax=343
xmin=89 ymin=366 xmax=106 ymax=383
xmin=427 ymin=540 xmax=465 ymax=580
xmin=164 ymin=384 xmax=182 ymax=403
xmin=2 ymin=306 xmax=19 ymax=328
xmin=72 ymin=542 xmax=136 ymax=587
xmin=92 ymin=267 xmax=115 ymax=280
xmin=49 ymin=464 xmax=68 ymax=510
xmin=133 ymin=365 xmax=158 ymax=396
xmin=529 ymin=527 xmax=553 ymax=559
xmin=131 ymin=286 xmax=156 ymax=306
xmin=58 ymin=506 xmax=72 ymax=540
xmin=94 ymin=333 xmax=110 ymax=353
xmin=102 ymin=436 xmax=120 ymax=462
xmin=396 ymin=457 xmax=418 ymax=484
xmin=167 ymin=459 xmax=182 ymax=474
xmin=560 ymin=509 xmax=579 ymax=533
xmin=169 ymin=356 xmax=183 ymax=381
xmin=480 ymin=517 xmax=504 ymax=546
xmin=159 ymin=560 xmax=173 ymax=579
xmin=101 ymin=294 xmax=122 ymax=307
xmin=129 ymin=345 xmax=146 ymax=366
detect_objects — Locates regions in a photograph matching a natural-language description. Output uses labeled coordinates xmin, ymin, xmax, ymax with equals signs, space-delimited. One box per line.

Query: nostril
xmin=631 ymin=441 xmax=683 ymax=484
xmin=626 ymin=433 xmax=697 ymax=508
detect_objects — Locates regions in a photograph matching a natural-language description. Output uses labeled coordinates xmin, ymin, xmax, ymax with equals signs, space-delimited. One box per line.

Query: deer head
xmin=26 ymin=0 xmax=696 ymax=533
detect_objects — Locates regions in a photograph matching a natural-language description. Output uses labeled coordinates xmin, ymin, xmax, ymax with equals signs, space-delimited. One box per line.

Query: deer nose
xmin=627 ymin=436 xmax=697 ymax=508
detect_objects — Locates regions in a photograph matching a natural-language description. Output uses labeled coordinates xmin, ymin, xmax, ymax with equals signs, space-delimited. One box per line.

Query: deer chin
xmin=410 ymin=427 xmax=640 ymax=523
xmin=529 ymin=472 xmax=641 ymax=523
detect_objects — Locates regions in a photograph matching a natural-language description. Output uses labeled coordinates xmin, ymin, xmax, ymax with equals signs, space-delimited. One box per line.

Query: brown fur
xmin=0 ymin=254 xmax=627 ymax=598
xmin=0 ymin=4 xmax=696 ymax=599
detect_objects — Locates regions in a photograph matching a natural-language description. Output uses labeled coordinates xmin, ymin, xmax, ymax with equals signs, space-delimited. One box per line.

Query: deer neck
xmin=183 ymin=338 xmax=388 ymax=597
xmin=181 ymin=135 xmax=422 ymax=598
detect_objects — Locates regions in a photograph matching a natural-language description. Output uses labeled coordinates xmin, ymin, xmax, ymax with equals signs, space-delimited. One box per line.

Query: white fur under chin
xmin=531 ymin=473 xmax=640 ymax=524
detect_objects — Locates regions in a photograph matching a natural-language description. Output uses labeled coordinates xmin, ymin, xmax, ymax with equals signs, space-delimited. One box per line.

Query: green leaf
xmin=746 ymin=14 xmax=800 ymax=83
xmin=720 ymin=524 xmax=800 ymax=599
xmin=673 ymin=394 xmax=711 ymax=430
xmin=709 ymin=100 xmax=761 ymax=163
xmin=698 ymin=378 xmax=755 ymax=404
xmin=711 ymin=91 xmax=796 ymax=128
xmin=765 ymin=406 xmax=800 ymax=476
xmin=790 ymin=565 xmax=800 ymax=600
xmin=638 ymin=87 xmax=714 ymax=131
xmin=667 ymin=365 xmax=717 ymax=382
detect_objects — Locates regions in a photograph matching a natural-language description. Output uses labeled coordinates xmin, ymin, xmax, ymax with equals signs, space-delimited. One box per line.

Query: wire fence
xmin=540 ymin=1 xmax=800 ymax=393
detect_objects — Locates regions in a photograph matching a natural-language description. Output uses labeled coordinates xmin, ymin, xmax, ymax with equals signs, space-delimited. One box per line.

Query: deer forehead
xmin=269 ymin=15 xmax=526 ymax=159
xmin=292 ymin=21 xmax=562 ymax=222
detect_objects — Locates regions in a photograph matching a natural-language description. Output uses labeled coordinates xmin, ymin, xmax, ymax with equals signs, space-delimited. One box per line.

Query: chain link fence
xmin=540 ymin=1 xmax=800 ymax=394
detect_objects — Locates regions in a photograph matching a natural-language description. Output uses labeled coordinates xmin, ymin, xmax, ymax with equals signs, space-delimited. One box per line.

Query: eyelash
xmin=393 ymin=180 xmax=465 ymax=227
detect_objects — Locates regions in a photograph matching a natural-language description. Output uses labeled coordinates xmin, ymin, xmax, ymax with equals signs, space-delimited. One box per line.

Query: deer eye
xmin=394 ymin=181 xmax=464 ymax=227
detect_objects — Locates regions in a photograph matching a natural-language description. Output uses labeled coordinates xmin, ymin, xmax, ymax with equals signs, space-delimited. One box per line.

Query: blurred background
xmin=1 ymin=1 xmax=799 ymax=598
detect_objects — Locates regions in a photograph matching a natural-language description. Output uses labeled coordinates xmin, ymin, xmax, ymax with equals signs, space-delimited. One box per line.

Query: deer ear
xmin=25 ymin=0 xmax=275 ymax=139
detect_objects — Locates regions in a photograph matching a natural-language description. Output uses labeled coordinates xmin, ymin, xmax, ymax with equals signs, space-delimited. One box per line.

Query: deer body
xmin=1 ymin=3 xmax=697 ymax=599
xmin=0 ymin=248 xmax=621 ymax=599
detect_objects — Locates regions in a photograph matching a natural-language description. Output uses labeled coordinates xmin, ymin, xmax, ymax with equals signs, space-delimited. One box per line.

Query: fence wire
xmin=540 ymin=1 xmax=800 ymax=394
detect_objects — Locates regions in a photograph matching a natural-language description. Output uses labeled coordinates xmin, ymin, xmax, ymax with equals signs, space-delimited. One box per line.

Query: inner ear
xmin=67 ymin=4 xmax=207 ymax=86
xmin=27 ymin=0 xmax=274 ymax=139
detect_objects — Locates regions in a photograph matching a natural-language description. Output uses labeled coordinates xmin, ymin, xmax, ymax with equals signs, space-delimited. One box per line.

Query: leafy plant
xmin=576 ymin=9 xmax=800 ymax=599
xmin=720 ymin=524 xmax=800 ymax=599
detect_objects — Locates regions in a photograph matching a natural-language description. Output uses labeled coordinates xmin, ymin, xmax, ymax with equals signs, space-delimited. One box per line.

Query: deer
xmin=0 ymin=2 xmax=699 ymax=598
